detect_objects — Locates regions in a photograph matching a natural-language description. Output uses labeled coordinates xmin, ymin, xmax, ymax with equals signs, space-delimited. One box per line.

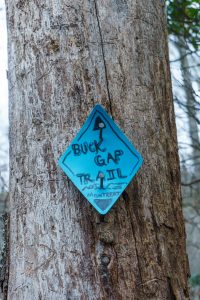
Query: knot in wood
xmin=99 ymin=230 xmax=114 ymax=244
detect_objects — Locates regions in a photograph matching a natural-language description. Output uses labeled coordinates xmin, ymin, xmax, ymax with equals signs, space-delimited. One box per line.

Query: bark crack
xmin=94 ymin=0 xmax=113 ymax=117
xmin=137 ymin=277 xmax=164 ymax=287
xmin=122 ymin=191 xmax=143 ymax=287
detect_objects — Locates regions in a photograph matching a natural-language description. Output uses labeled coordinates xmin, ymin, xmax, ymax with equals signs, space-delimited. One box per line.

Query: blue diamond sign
xmin=58 ymin=104 xmax=143 ymax=214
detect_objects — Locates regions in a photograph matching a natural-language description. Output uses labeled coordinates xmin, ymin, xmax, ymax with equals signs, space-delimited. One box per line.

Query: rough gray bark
xmin=6 ymin=0 xmax=189 ymax=299
xmin=0 ymin=210 xmax=9 ymax=300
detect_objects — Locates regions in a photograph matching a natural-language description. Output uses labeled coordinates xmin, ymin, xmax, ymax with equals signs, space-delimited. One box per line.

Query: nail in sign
xmin=58 ymin=104 xmax=143 ymax=214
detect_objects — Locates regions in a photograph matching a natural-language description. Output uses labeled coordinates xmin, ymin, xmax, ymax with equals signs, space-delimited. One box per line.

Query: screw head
xmin=99 ymin=122 xmax=104 ymax=128
xmin=101 ymin=255 xmax=110 ymax=265
xmin=99 ymin=172 xmax=104 ymax=178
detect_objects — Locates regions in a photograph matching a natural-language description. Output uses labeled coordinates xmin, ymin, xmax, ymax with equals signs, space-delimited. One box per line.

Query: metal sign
xmin=58 ymin=104 xmax=143 ymax=214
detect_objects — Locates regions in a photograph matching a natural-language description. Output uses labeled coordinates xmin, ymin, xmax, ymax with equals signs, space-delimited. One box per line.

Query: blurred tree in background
xmin=167 ymin=0 xmax=200 ymax=299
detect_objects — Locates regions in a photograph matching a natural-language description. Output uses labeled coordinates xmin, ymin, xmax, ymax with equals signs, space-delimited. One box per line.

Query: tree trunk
xmin=6 ymin=0 xmax=189 ymax=299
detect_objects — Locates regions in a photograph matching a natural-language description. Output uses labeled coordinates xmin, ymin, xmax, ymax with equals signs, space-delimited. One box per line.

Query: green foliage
xmin=166 ymin=0 xmax=200 ymax=49
xmin=189 ymin=274 xmax=200 ymax=287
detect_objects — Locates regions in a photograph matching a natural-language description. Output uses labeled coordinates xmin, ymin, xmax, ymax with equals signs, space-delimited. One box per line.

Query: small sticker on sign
xmin=58 ymin=104 xmax=143 ymax=214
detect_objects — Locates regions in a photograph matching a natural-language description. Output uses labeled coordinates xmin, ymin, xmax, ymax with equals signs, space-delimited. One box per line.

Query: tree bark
xmin=6 ymin=0 xmax=189 ymax=299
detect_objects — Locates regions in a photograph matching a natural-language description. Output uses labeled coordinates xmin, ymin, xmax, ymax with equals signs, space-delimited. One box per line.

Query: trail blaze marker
xmin=58 ymin=104 xmax=143 ymax=214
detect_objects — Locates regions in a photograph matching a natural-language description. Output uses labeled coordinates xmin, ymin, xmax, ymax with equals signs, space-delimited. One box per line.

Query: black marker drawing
xmin=82 ymin=181 xmax=127 ymax=191
xmin=93 ymin=116 xmax=106 ymax=141
xmin=97 ymin=171 xmax=105 ymax=189
xmin=58 ymin=104 xmax=143 ymax=214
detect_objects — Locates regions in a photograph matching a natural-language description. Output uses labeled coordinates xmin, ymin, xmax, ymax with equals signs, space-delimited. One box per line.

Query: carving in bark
xmin=6 ymin=0 xmax=189 ymax=299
